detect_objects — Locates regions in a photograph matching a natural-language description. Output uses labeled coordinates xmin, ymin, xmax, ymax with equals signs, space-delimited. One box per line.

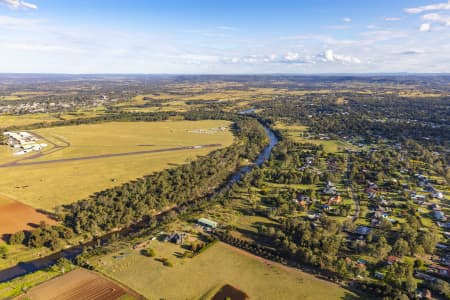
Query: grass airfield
xmin=0 ymin=120 xmax=233 ymax=210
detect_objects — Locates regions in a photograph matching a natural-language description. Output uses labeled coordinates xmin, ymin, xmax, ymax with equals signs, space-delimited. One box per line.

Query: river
xmin=0 ymin=120 xmax=279 ymax=283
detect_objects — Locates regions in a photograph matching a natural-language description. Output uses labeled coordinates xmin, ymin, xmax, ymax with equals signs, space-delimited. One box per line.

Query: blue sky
xmin=0 ymin=0 xmax=450 ymax=73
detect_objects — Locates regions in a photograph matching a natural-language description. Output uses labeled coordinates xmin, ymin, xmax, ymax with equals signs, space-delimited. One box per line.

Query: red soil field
xmin=0 ymin=197 xmax=57 ymax=239
xmin=18 ymin=268 xmax=142 ymax=300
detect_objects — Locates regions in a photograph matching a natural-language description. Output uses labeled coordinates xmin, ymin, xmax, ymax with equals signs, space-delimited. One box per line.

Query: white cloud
xmin=223 ymin=50 xmax=362 ymax=66
xmin=3 ymin=42 xmax=78 ymax=52
xmin=384 ymin=17 xmax=401 ymax=21
xmin=178 ymin=54 xmax=220 ymax=64
xmin=420 ymin=23 xmax=431 ymax=32
xmin=323 ymin=49 xmax=361 ymax=63
xmin=405 ymin=1 xmax=450 ymax=14
xmin=0 ymin=0 xmax=37 ymax=9
xmin=327 ymin=25 xmax=349 ymax=30
xmin=397 ymin=49 xmax=425 ymax=55
xmin=216 ymin=26 xmax=239 ymax=31
xmin=422 ymin=13 xmax=450 ymax=26
xmin=0 ymin=15 xmax=41 ymax=30
xmin=343 ymin=17 xmax=352 ymax=23
xmin=282 ymin=34 xmax=357 ymax=46
xmin=224 ymin=53 xmax=308 ymax=65
xmin=360 ymin=30 xmax=408 ymax=44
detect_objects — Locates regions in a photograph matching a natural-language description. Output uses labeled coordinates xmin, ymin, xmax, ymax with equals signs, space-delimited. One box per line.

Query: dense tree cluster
xmin=9 ymin=222 xmax=73 ymax=251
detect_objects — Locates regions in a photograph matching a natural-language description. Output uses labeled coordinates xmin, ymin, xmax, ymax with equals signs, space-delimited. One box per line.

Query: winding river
xmin=0 ymin=119 xmax=279 ymax=283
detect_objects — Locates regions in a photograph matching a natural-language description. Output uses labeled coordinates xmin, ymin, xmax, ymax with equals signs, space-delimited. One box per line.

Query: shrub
xmin=9 ymin=231 xmax=25 ymax=245
xmin=141 ymin=248 xmax=156 ymax=257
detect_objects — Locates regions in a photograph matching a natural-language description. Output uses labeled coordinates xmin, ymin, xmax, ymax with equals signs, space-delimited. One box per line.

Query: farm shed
xmin=198 ymin=218 xmax=217 ymax=228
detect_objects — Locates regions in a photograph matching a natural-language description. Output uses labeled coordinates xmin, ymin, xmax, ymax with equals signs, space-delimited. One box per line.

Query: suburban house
xmin=433 ymin=210 xmax=447 ymax=222
xmin=428 ymin=265 xmax=449 ymax=277
xmin=293 ymin=193 xmax=312 ymax=209
xmin=386 ymin=256 xmax=399 ymax=265
xmin=328 ymin=195 xmax=342 ymax=205
xmin=354 ymin=226 xmax=372 ymax=236
xmin=366 ymin=182 xmax=378 ymax=194
xmin=431 ymin=190 xmax=444 ymax=200
xmin=168 ymin=232 xmax=188 ymax=245
xmin=323 ymin=181 xmax=337 ymax=195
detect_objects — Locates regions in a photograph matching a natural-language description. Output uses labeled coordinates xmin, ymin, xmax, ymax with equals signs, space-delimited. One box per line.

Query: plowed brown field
xmin=0 ymin=195 xmax=57 ymax=239
xmin=17 ymin=268 xmax=141 ymax=300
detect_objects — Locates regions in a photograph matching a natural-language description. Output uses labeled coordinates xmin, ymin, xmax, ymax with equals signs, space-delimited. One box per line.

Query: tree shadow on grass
xmin=27 ymin=222 xmax=39 ymax=229
xmin=341 ymin=292 xmax=366 ymax=300
xmin=1 ymin=233 xmax=11 ymax=242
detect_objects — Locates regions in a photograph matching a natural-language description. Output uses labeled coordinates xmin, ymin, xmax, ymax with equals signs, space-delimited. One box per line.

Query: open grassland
xmin=274 ymin=122 xmax=354 ymax=153
xmin=0 ymin=120 xmax=233 ymax=210
xmin=92 ymin=242 xmax=357 ymax=300
xmin=0 ymin=114 xmax=60 ymax=129
xmin=117 ymin=87 xmax=343 ymax=112
xmin=17 ymin=268 xmax=141 ymax=300
xmin=398 ymin=90 xmax=443 ymax=97
xmin=114 ymin=95 xmax=189 ymax=113
xmin=0 ymin=91 xmax=49 ymax=102
xmin=0 ymin=111 xmax=107 ymax=129
xmin=30 ymin=120 xmax=231 ymax=161
xmin=0 ymin=266 xmax=65 ymax=299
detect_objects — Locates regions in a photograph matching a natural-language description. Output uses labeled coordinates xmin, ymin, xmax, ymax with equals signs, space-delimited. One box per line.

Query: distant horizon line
xmin=1 ymin=72 xmax=450 ymax=76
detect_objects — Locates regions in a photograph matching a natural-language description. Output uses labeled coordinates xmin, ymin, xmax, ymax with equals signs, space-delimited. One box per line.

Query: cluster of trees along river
xmin=64 ymin=117 xmax=268 ymax=234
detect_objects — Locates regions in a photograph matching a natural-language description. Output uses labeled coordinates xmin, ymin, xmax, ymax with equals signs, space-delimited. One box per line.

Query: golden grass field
xmin=92 ymin=241 xmax=357 ymax=300
xmin=0 ymin=91 xmax=48 ymax=101
xmin=0 ymin=114 xmax=60 ymax=129
xmin=0 ymin=120 xmax=233 ymax=210
xmin=0 ymin=110 xmax=106 ymax=129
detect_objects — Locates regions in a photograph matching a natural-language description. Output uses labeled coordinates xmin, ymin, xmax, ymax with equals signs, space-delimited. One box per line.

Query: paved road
xmin=0 ymin=144 xmax=222 ymax=168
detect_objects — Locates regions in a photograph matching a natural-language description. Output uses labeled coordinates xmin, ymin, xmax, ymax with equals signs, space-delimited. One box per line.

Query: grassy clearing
xmin=0 ymin=242 xmax=56 ymax=270
xmin=92 ymin=241 xmax=356 ymax=300
xmin=274 ymin=122 xmax=354 ymax=153
xmin=0 ymin=261 xmax=75 ymax=299
xmin=0 ymin=268 xmax=61 ymax=299
xmin=0 ymin=120 xmax=233 ymax=210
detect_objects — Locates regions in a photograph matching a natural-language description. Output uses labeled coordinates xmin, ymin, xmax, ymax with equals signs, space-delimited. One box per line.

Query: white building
xmin=3 ymin=131 xmax=46 ymax=155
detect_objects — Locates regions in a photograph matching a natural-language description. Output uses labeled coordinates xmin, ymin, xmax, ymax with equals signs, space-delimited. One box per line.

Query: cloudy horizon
xmin=1 ymin=0 xmax=450 ymax=74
